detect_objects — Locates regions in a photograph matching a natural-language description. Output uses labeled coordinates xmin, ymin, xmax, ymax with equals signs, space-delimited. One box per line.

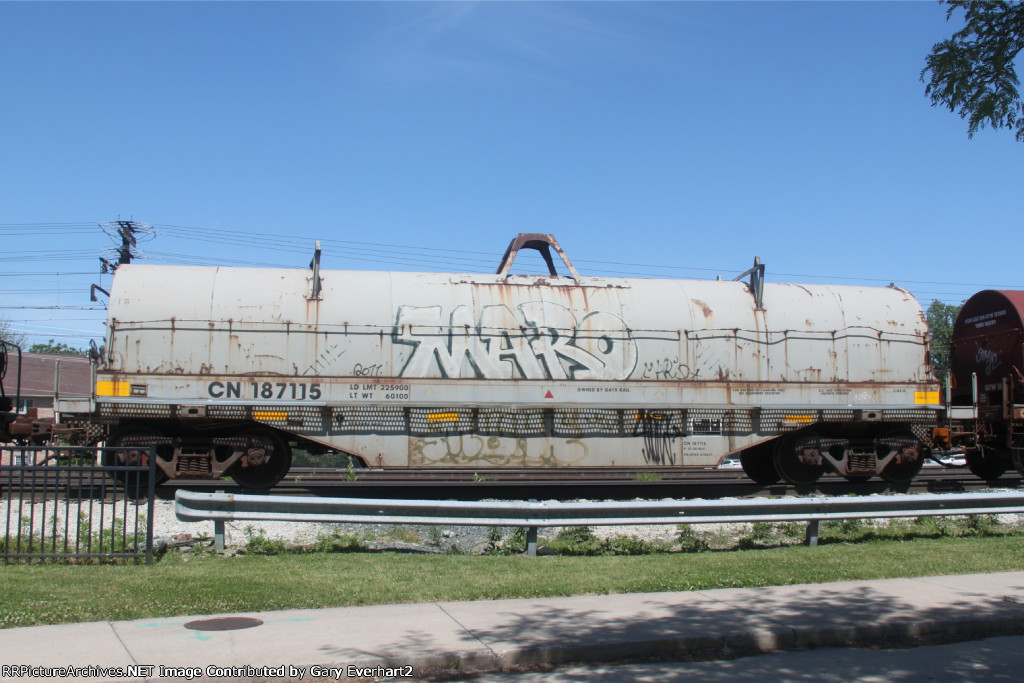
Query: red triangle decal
xmin=544 ymin=390 xmax=554 ymax=399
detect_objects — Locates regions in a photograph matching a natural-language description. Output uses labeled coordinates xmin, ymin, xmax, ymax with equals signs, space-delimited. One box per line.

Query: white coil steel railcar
xmin=61 ymin=234 xmax=941 ymax=487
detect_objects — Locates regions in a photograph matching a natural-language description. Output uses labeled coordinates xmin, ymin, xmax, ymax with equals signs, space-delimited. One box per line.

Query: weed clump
xmin=241 ymin=526 xmax=286 ymax=555
xmin=542 ymin=526 xmax=669 ymax=556
xmin=676 ymin=524 xmax=711 ymax=553
xmin=311 ymin=531 xmax=367 ymax=553
xmin=819 ymin=515 xmax=1016 ymax=544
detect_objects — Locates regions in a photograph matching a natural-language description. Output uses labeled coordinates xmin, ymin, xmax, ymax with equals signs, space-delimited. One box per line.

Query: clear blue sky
xmin=1 ymin=1 xmax=1020 ymax=348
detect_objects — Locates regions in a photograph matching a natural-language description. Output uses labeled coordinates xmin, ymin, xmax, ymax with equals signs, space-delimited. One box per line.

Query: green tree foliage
xmin=922 ymin=1 xmax=1024 ymax=141
xmin=926 ymin=300 xmax=963 ymax=381
xmin=0 ymin=317 xmax=25 ymax=347
xmin=28 ymin=339 xmax=86 ymax=356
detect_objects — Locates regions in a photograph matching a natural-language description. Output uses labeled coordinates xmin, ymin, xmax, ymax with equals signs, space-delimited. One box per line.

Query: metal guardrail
xmin=175 ymin=490 xmax=1024 ymax=556
xmin=2 ymin=445 xmax=156 ymax=564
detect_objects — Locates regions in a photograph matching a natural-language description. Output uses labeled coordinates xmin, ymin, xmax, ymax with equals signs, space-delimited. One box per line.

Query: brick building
xmin=2 ymin=352 xmax=92 ymax=464
xmin=3 ymin=351 xmax=92 ymax=412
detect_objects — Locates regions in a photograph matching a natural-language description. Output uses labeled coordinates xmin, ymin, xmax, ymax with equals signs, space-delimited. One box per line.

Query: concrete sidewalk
xmin=2 ymin=572 xmax=1024 ymax=681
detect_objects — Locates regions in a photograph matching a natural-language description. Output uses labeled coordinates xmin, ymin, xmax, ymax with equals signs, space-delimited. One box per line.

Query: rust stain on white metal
xmin=693 ymin=299 xmax=713 ymax=318
xmin=100 ymin=260 xmax=938 ymax=432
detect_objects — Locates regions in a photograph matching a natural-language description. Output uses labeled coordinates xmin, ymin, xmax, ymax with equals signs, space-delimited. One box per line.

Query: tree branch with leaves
xmin=28 ymin=339 xmax=86 ymax=356
xmin=0 ymin=317 xmax=25 ymax=348
xmin=922 ymin=0 xmax=1024 ymax=141
xmin=925 ymin=299 xmax=963 ymax=383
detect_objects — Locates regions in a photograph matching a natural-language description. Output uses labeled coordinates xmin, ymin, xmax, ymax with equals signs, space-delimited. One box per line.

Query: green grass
xmin=2 ymin=535 xmax=1023 ymax=629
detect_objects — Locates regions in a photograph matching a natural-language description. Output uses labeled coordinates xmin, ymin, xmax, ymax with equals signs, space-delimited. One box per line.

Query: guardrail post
xmin=146 ymin=445 xmax=156 ymax=565
xmin=213 ymin=489 xmax=226 ymax=551
xmin=805 ymin=519 xmax=820 ymax=547
xmin=214 ymin=521 xmax=226 ymax=552
xmin=526 ymin=526 xmax=538 ymax=557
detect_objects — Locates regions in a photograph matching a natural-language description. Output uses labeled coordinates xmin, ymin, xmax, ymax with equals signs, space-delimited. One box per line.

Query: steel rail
xmin=164 ymin=468 xmax=1017 ymax=503
xmin=191 ymin=465 xmax=1005 ymax=487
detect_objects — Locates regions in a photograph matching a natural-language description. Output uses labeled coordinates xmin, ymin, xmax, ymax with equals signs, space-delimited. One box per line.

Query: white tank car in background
xmin=67 ymin=234 xmax=941 ymax=487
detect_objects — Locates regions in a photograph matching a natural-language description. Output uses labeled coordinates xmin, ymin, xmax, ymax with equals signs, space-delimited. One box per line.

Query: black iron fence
xmin=0 ymin=445 xmax=156 ymax=564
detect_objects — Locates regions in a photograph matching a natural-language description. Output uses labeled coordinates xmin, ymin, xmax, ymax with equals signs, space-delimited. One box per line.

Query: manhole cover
xmin=184 ymin=617 xmax=264 ymax=631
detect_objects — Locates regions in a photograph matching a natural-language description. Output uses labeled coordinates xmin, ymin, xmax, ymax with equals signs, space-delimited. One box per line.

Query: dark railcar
xmin=946 ymin=290 xmax=1024 ymax=478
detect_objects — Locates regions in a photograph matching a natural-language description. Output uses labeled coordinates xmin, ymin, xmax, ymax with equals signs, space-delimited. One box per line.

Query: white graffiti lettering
xmin=976 ymin=346 xmax=1001 ymax=375
xmin=393 ymin=302 xmax=637 ymax=380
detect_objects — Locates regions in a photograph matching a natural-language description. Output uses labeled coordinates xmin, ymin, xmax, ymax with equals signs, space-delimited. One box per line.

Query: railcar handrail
xmin=175 ymin=490 xmax=1024 ymax=556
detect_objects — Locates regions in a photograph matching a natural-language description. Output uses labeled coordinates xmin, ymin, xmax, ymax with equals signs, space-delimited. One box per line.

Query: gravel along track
xmin=1 ymin=497 xmax=716 ymax=553
xmin=147 ymin=499 xmax=686 ymax=554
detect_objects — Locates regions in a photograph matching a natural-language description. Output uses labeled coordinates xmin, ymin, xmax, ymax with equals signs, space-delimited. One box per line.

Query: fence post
xmin=805 ymin=519 xmax=820 ymax=547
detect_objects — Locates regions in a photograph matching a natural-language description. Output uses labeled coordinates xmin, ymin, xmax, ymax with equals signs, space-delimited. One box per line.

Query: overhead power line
xmin=153 ymin=223 xmax=1024 ymax=290
xmin=0 ymin=272 xmax=97 ymax=277
xmin=5 ymin=218 xmax=1023 ymax=295
xmin=0 ymin=306 xmax=106 ymax=310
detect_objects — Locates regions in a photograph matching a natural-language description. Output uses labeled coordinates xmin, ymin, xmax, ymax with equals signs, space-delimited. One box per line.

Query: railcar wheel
xmin=105 ymin=426 xmax=168 ymax=491
xmin=228 ymin=429 xmax=292 ymax=489
xmin=966 ymin=448 xmax=1008 ymax=480
xmin=878 ymin=432 xmax=925 ymax=484
xmin=773 ymin=433 xmax=825 ymax=485
xmin=740 ymin=444 xmax=780 ymax=485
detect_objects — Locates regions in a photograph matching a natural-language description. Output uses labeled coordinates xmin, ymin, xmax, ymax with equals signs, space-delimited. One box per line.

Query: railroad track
xmin=165 ymin=466 xmax=1022 ymax=501
xmin=4 ymin=465 xmax=1018 ymax=502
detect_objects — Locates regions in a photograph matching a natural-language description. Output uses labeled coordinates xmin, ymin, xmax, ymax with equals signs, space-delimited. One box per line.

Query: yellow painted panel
xmin=254 ymin=411 xmax=288 ymax=420
xmin=915 ymin=391 xmax=940 ymax=404
xmin=96 ymin=381 xmax=130 ymax=397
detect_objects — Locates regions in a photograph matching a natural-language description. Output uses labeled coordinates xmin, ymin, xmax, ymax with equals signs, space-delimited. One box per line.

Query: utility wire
xmin=6 ymin=219 xmax=1023 ymax=293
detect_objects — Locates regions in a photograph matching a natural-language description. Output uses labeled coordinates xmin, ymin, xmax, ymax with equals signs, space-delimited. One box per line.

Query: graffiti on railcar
xmin=409 ymin=434 xmax=590 ymax=467
xmin=631 ymin=410 xmax=681 ymax=466
xmin=639 ymin=343 xmax=728 ymax=383
xmin=352 ymin=362 xmax=385 ymax=377
xmin=975 ymin=346 xmax=1001 ymax=375
xmin=640 ymin=356 xmax=699 ymax=381
xmin=393 ymin=302 xmax=637 ymax=380
xmin=303 ymin=343 xmax=345 ymax=376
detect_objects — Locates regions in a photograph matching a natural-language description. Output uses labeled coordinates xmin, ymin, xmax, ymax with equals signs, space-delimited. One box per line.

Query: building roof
xmin=2 ymin=352 xmax=91 ymax=399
